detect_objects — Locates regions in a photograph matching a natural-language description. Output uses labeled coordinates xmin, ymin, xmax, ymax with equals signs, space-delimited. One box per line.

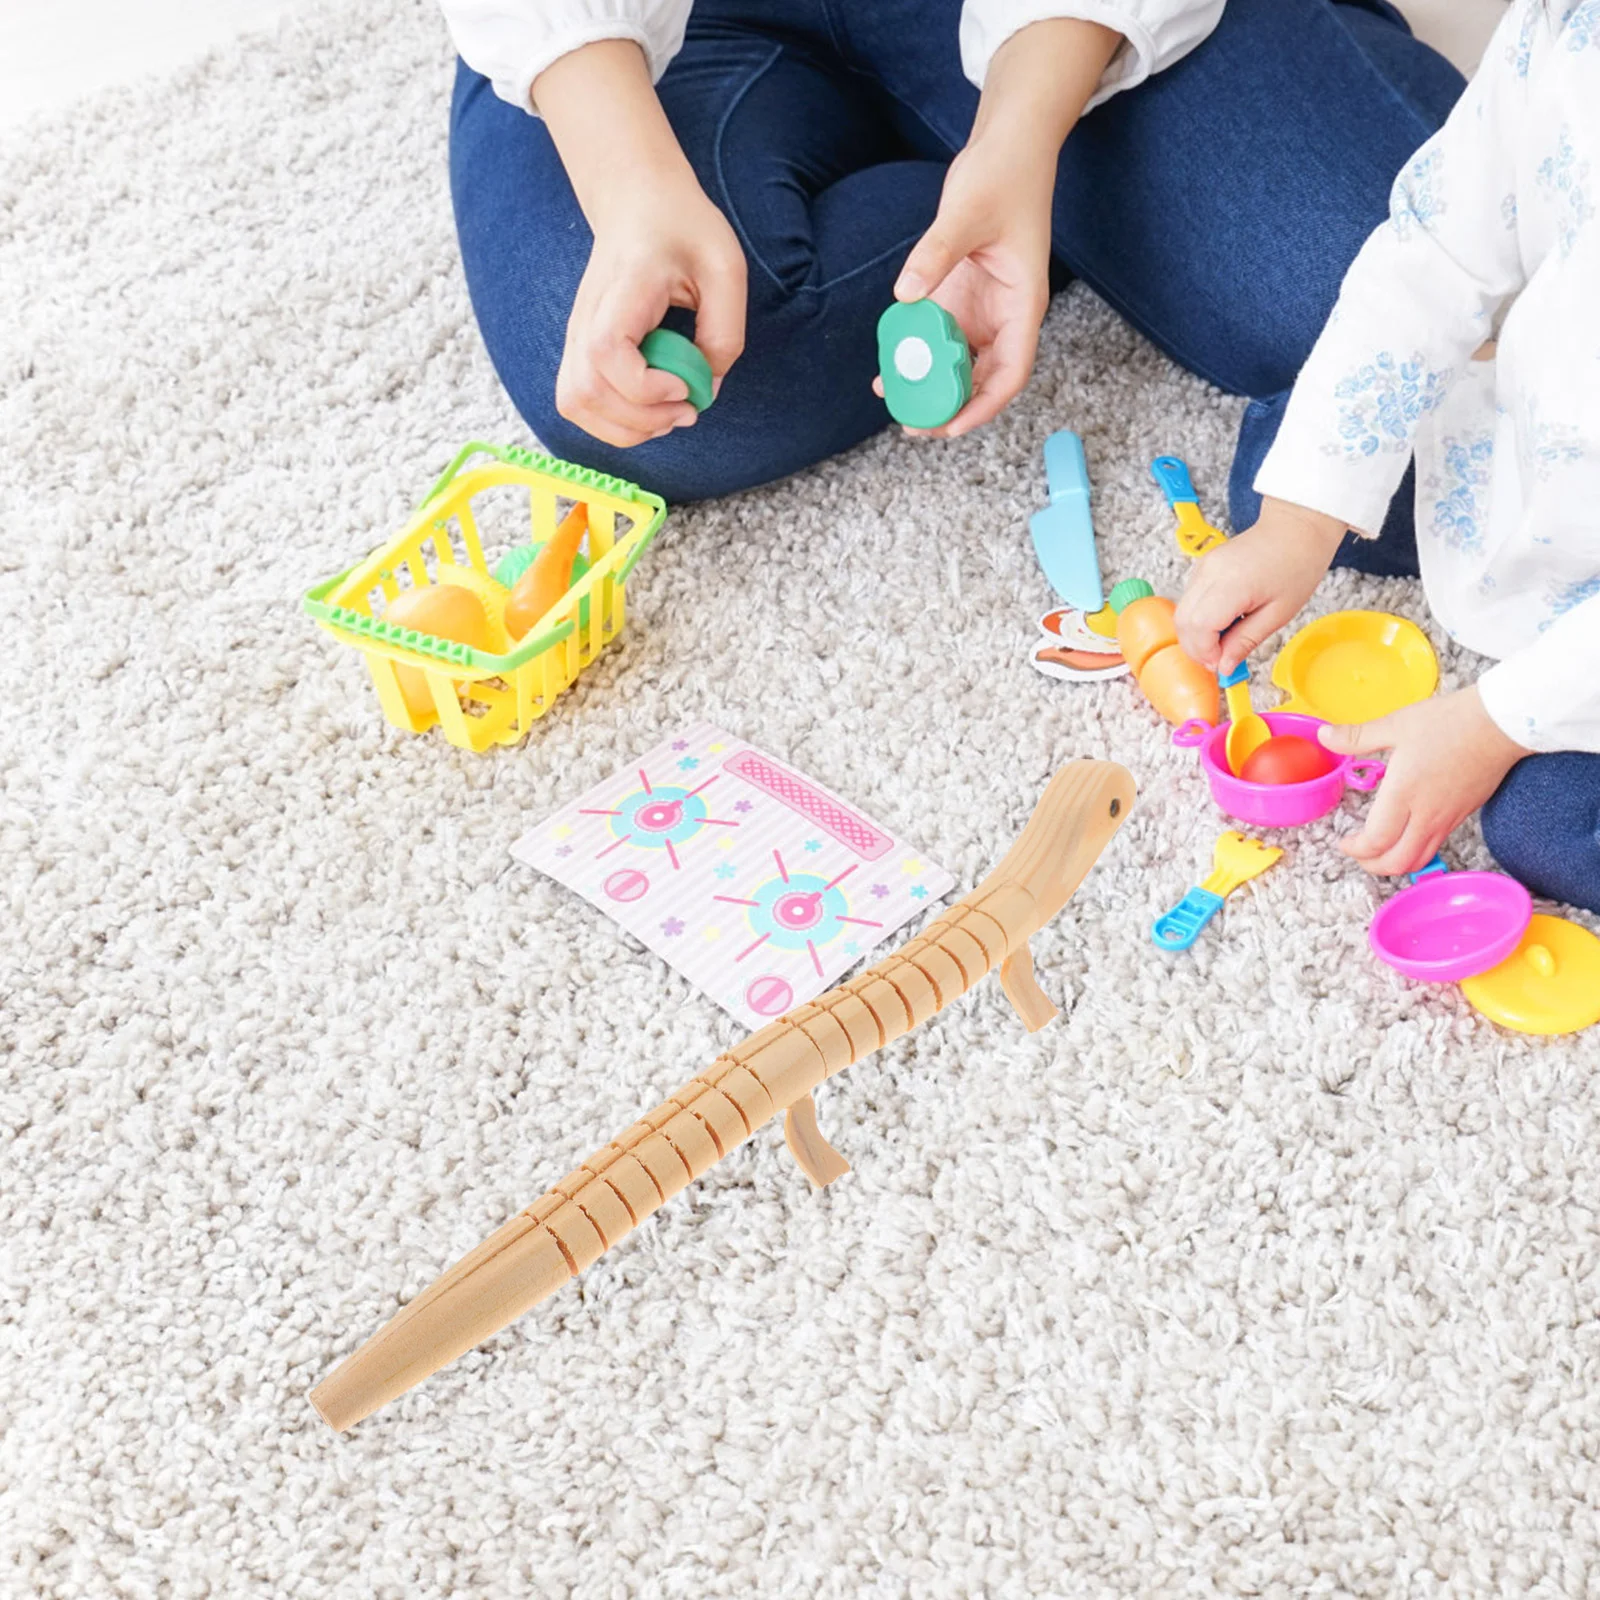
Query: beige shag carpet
xmin=3 ymin=4 xmax=1596 ymax=1595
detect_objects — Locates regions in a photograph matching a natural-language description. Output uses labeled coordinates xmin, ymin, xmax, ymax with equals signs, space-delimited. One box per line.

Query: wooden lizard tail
xmin=312 ymin=759 xmax=1135 ymax=1430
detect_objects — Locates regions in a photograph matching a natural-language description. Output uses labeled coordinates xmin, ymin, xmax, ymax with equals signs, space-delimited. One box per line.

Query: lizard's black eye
xmin=1109 ymin=798 xmax=1122 ymax=819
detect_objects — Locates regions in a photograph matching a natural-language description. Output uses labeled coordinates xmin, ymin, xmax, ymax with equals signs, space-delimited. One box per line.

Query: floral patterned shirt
xmin=1256 ymin=0 xmax=1600 ymax=754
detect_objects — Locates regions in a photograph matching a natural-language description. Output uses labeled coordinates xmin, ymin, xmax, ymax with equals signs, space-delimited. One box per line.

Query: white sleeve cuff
xmin=959 ymin=0 xmax=1223 ymax=108
xmin=1251 ymin=444 xmax=1405 ymax=542
xmin=439 ymin=0 xmax=691 ymax=113
xmin=1478 ymin=610 xmax=1600 ymax=756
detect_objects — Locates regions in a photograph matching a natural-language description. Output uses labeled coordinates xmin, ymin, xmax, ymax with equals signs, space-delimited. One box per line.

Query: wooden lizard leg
xmin=784 ymin=1092 xmax=851 ymax=1188
xmin=1000 ymin=942 xmax=1060 ymax=1033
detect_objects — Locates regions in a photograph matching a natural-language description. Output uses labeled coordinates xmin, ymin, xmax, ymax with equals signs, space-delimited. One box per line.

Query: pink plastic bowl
xmin=1172 ymin=711 xmax=1385 ymax=828
xmin=1368 ymin=870 xmax=1532 ymax=982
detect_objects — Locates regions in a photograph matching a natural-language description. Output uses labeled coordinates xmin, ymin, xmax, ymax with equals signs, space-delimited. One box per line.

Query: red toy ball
xmin=1239 ymin=733 xmax=1337 ymax=786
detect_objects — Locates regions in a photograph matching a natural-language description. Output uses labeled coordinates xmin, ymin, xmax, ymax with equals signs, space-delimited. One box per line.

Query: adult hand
xmin=535 ymin=39 xmax=747 ymax=449
xmin=1175 ymin=497 xmax=1348 ymax=673
xmin=880 ymin=18 xmax=1122 ymax=438
xmin=885 ymin=140 xmax=1054 ymax=438
xmin=1319 ymin=686 xmax=1531 ymax=877
xmin=557 ymin=174 xmax=746 ymax=448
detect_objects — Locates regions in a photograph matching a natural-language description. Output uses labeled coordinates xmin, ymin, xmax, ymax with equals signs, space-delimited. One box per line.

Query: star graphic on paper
xmin=713 ymin=863 xmax=737 ymax=881
xmin=901 ymin=858 xmax=923 ymax=875
xmin=843 ymin=940 xmax=860 ymax=956
xmin=551 ymin=822 xmax=574 ymax=841
xmin=671 ymin=740 xmax=689 ymax=751
xmin=678 ymin=756 xmax=700 ymax=771
xmin=869 ymin=883 xmax=890 ymax=899
xmin=717 ymin=835 xmax=735 ymax=851
xmin=803 ymin=838 xmax=823 ymax=853
xmin=554 ymin=845 xmax=573 ymax=858
xmin=661 ymin=917 xmax=685 ymax=937
xmin=703 ymin=926 xmax=722 ymax=942
xmin=734 ymin=800 xmax=753 ymax=813
xmin=909 ymin=886 xmax=928 ymax=900
xmin=708 ymin=742 xmax=725 ymax=753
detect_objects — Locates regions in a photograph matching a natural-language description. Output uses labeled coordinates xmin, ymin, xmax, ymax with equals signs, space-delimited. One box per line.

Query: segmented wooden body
xmin=312 ymin=761 xmax=1135 ymax=1430
xmin=523 ymin=884 xmax=1033 ymax=1273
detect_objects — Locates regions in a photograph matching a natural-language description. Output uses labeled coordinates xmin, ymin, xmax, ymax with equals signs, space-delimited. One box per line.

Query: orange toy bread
xmin=382 ymin=583 xmax=494 ymax=717
xmin=1109 ymin=579 xmax=1219 ymax=726
xmin=504 ymin=503 xmax=589 ymax=641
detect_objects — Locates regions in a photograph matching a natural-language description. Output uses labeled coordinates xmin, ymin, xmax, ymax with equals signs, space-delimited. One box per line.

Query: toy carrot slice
xmin=503 ymin=502 xmax=589 ymax=641
xmin=312 ymin=759 xmax=1136 ymax=1431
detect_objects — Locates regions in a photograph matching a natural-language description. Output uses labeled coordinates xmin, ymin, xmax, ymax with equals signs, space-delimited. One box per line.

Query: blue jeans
xmin=1314 ymin=488 xmax=1600 ymax=915
xmin=448 ymin=0 xmax=1463 ymax=506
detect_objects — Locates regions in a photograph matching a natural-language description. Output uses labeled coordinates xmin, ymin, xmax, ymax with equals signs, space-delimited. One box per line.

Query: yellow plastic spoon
xmin=1219 ymin=663 xmax=1271 ymax=776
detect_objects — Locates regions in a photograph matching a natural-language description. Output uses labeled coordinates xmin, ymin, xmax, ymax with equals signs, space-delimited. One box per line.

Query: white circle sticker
xmin=893 ymin=335 xmax=933 ymax=382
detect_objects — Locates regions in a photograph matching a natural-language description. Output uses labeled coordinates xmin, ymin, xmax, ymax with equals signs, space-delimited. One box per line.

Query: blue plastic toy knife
xmin=1028 ymin=430 xmax=1103 ymax=612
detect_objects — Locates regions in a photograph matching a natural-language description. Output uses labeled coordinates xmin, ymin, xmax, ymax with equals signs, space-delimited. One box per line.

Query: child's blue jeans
xmin=448 ymin=0 xmax=1462 ymax=505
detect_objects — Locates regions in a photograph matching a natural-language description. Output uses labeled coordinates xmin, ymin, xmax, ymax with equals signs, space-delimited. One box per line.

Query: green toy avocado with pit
xmin=876 ymin=299 xmax=972 ymax=429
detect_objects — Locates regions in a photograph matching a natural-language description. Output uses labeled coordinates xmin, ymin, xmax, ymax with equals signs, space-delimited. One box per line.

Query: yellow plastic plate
xmin=1271 ymin=610 xmax=1438 ymax=724
xmin=1460 ymin=914 xmax=1600 ymax=1036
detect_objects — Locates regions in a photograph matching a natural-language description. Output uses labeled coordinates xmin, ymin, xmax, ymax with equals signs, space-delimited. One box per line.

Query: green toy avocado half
xmin=876 ymin=299 xmax=972 ymax=429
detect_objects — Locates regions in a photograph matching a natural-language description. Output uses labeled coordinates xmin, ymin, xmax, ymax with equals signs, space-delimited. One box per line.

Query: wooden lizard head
xmin=972 ymin=759 xmax=1137 ymax=940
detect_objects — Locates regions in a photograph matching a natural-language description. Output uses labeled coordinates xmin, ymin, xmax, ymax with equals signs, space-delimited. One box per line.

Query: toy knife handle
xmin=1407 ymin=854 xmax=1450 ymax=886
xmin=1043 ymin=429 xmax=1090 ymax=502
xmin=1151 ymin=886 xmax=1225 ymax=952
xmin=1218 ymin=662 xmax=1249 ymax=690
xmin=1151 ymin=455 xmax=1198 ymax=507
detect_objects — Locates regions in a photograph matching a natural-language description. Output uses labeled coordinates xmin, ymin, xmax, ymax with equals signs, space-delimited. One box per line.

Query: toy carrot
xmin=503 ymin=502 xmax=589 ymax=640
xmin=312 ymin=759 xmax=1135 ymax=1430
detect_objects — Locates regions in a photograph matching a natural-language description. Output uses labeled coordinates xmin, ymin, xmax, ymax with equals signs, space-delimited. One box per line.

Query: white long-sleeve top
xmin=1256 ymin=0 xmax=1600 ymax=755
xmin=437 ymin=0 xmax=1223 ymax=117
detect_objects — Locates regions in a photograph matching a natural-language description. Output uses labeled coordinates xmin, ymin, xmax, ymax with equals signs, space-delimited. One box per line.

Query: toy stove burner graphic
xmin=717 ymin=852 xmax=884 ymax=977
xmin=583 ymin=767 xmax=739 ymax=871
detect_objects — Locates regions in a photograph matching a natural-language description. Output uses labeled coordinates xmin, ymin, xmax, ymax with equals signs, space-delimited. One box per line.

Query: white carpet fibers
xmin=3 ymin=5 xmax=1599 ymax=1595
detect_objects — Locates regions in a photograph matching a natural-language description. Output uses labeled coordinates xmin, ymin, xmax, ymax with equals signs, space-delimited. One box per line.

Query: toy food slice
xmin=876 ymin=299 xmax=972 ymax=429
xmin=640 ymin=327 xmax=715 ymax=411
xmin=1032 ymin=644 xmax=1129 ymax=682
xmin=1460 ymin=915 xmax=1600 ymax=1035
xmin=1272 ymin=610 xmax=1438 ymax=723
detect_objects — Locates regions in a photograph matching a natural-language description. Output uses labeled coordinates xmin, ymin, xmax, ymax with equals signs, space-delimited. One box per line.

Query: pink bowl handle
xmin=1172 ymin=718 xmax=1212 ymax=750
xmin=1347 ymin=759 xmax=1386 ymax=792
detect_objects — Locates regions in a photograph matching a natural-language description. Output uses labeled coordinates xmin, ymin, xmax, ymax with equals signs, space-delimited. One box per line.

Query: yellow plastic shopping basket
xmin=304 ymin=442 xmax=666 ymax=752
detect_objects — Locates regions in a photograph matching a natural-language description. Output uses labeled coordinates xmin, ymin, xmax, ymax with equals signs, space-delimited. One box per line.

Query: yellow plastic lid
xmin=1460 ymin=914 xmax=1600 ymax=1036
xmin=1271 ymin=610 xmax=1438 ymax=724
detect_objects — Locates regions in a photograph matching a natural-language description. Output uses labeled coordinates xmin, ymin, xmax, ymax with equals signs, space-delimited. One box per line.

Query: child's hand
xmin=556 ymin=171 xmax=746 ymax=449
xmin=1175 ymin=498 xmax=1348 ymax=673
xmin=1319 ymin=686 xmax=1531 ymax=877
xmin=884 ymin=138 xmax=1054 ymax=439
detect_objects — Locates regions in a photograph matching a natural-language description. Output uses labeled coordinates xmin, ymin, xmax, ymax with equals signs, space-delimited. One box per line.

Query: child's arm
xmin=532 ymin=41 xmax=746 ymax=449
xmin=1177 ymin=0 xmax=1538 ymax=672
xmin=893 ymin=3 xmax=1223 ymax=438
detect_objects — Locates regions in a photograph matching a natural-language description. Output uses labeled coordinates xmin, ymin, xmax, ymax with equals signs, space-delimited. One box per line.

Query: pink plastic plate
xmin=1368 ymin=871 xmax=1532 ymax=982
xmin=1173 ymin=711 xmax=1385 ymax=828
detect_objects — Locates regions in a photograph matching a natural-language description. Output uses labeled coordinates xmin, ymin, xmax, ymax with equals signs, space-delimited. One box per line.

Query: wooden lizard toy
xmin=313 ymin=759 xmax=1135 ymax=1430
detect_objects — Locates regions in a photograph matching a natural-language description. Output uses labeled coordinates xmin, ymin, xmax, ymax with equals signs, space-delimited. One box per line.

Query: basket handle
xmin=417 ymin=441 xmax=521 ymax=509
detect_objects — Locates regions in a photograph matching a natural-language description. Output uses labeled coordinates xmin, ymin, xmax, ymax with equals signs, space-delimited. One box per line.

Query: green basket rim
xmin=302 ymin=444 xmax=667 ymax=675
